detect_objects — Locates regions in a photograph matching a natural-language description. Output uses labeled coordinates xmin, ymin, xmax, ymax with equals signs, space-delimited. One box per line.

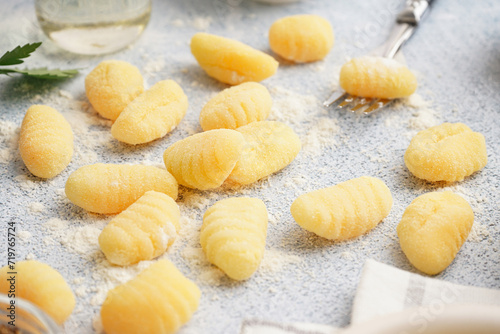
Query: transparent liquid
xmin=35 ymin=0 xmax=151 ymax=55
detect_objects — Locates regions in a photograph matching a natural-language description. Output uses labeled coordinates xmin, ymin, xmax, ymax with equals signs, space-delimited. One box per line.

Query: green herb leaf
xmin=0 ymin=67 xmax=79 ymax=79
xmin=0 ymin=42 xmax=42 ymax=66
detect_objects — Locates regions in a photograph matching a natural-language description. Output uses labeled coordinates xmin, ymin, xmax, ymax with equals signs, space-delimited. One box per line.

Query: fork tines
xmin=323 ymin=91 xmax=392 ymax=114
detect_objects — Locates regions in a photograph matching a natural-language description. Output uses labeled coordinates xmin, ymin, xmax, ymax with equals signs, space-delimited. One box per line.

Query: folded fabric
xmin=239 ymin=318 xmax=338 ymax=334
xmin=239 ymin=259 xmax=500 ymax=333
xmin=351 ymin=259 xmax=500 ymax=324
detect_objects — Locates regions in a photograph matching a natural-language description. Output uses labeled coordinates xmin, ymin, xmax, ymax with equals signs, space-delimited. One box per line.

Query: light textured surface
xmin=0 ymin=0 xmax=499 ymax=333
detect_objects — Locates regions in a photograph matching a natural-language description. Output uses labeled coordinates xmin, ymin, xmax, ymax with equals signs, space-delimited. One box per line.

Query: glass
xmin=35 ymin=0 xmax=152 ymax=55
xmin=0 ymin=293 xmax=60 ymax=334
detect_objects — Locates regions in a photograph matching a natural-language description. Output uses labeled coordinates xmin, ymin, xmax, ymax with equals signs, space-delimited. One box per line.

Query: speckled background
xmin=0 ymin=0 xmax=499 ymax=333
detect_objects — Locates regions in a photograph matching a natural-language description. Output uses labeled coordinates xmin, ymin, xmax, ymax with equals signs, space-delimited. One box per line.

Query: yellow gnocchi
xmin=85 ymin=60 xmax=144 ymax=121
xmin=339 ymin=56 xmax=417 ymax=99
xmin=0 ymin=261 xmax=75 ymax=325
xmin=269 ymin=15 xmax=334 ymax=63
xmin=404 ymin=123 xmax=488 ymax=182
xmin=19 ymin=105 xmax=74 ymax=178
xmin=397 ymin=191 xmax=474 ymax=275
xmin=191 ymin=32 xmax=279 ymax=85
xmin=226 ymin=121 xmax=301 ymax=185
xmin=101 ymin=260 xmax=200 ymax=334
xmin=291 ymin=176 xmax=393 ymax=240
xmin=111 ymin=80 xmax=188 ymax=145
xmin=201 ymin=197 xmax=268 ymax=280
xmin=163 ymin=129 xmax=245 ymax=190
xmin=199 ymin=82 xmax=272 ymax=131
xmin=65 ymin=164 xmax=178 ymax=214
xmin=99 ymin=191 xmax=180 ymax=266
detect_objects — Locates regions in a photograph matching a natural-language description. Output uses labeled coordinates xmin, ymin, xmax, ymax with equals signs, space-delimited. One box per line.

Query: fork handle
xmin=397 ymin=0 xmax=433 ymax=25
xmin=381 ymin=0 xmax=433 ymax=58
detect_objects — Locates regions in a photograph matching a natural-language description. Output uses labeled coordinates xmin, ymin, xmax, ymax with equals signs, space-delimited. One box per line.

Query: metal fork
xmin=324 ymin=0 xmax=434 ymax=113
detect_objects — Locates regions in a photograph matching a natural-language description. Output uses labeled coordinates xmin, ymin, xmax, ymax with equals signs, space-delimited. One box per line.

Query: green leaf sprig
xmin=0 ymin=42 xmax=79 ymax=79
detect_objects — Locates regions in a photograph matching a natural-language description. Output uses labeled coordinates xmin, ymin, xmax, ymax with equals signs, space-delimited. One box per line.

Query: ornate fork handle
xmin=380 ymin=0 xmax=433 ymax=58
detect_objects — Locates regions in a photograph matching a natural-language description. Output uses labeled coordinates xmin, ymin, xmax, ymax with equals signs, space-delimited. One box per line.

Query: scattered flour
xmin=28 ymin=202 xmax=46 ymax=213
xmin=192 ymin=16 xmax=213 ymax=30
xmin=269 ymin=86 xmax=341 ymax=157
xmin=18 ymin=230 xmax=32 ymax=242
xmin=386 ymin=93 xmax=440 ymax=139
xmin=0 ymin=120 xmax=19 ymax=164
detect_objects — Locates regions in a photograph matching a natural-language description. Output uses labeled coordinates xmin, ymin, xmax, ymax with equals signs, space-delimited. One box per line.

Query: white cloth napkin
xmin=240 ymin=259 xmax=500 ymax=334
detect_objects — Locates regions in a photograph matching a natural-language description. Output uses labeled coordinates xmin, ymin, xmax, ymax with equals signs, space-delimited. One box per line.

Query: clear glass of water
xmin=35 ymin=0 xmax=152 ymax=55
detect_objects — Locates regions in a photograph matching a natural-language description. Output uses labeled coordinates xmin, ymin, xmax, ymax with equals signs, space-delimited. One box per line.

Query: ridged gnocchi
xmin=19 ymin=105 xmax=74 ymax=178
xmin=111 ymin=80 xmax=188 ymax=145
xmin=269 ymin=15 xmax=334 ymax=63
xmin=101 ymin=260 xmax=201 ymax=334
xmin=397 ymin=191 xmax=474 ymax=275
xmin=291 ymin=176 xmax=393 ymax=240
xmin=339 ymin=56 xmax=417 ymax=99
xmin=163 ymin=129 xmax=245 ymax=190
xmin=201 ymin=197 xmax=268 ymax=280
xmin=65 ymin=164 xmax=178 ymax=214
xmin=226 ymin=121 xmax=301 ymax=185
xmin=404 ymin=123 xmax=488 ymax=182
xmin=199 ymin=82 xmax=272 ymax=131
xmin=85 ymin=60 xmax=144 ymax=120
xmin=191 ymin=32 xmax=279 ymax=85
xmin=0 ymin=261 xmax=75 ymax=325
xmin=99 ymin=191 xmax=180 ymax=266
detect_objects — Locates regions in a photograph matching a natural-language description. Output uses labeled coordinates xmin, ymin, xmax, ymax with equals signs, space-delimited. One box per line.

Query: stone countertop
xmin=1 ymin=0 xmax=499 ymax=333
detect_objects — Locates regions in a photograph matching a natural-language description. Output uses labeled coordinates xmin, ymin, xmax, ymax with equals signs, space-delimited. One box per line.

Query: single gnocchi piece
xmin=101 ymin=260 xmax=200 ymax=334
xmin=226 ymin=121 xmax=301 ymax=185
xmin=269 ymin=15 xmax=334 ymax=63
xmin=291 ymin=176 xmax=393 ymax=240
xmin=85 ymin=60 xmax=144 ymax=120
xmin=199 ymin=82 xmax=272 ymax=131
xmin=404 ymin=123 xmax=488 ymax=182
xmin=201 ymin=197 xmax=268 ymax=280
xmin=19 ymin=105 xmax=74 ymax=178
xmin=191 ymin=32 xmax=279 ymax=85
xmin=111 ymin=80 xmax=188 ymax=144
xmin=99 ymin=191 xmax=180 ymax=266
xmin=0 ymin=261 xmax=75 ymax=325
xmin=65 ymin=164 xmax=178 ymax=214
xmin=339 ymin=56 xmax=417 ymax=99
xmin=163 ymin=129 xmax=245 ymax=190
xmin=397 ymin=191 xmax=474 ymax=275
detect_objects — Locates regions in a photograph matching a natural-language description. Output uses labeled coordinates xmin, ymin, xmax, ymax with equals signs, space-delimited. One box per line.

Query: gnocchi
xmin=163 ymin=129 xmax=245 ymax=190
xmin=191 ymin=32 xmax=279 ymax=85
xmin=101 ymin=260 xmax=201 ymax=334
xmin=291 ymin=176 xmax=393 ymax=240
xmin=19 ymin=105 xmax=74 ymax=178
xmin=85 ymin=60 xmax=144 ymax=121
xmin=99 ymin=191 xmax=180 ymax=266
xmin=269 ymin=15 xmax=334 ymax=63
xmin=201 ymin=197 xmax=268 ymax=280
xmin=404 ymin=122 xmax=488 ymax=182
xmin=199 ymin=82 xmax=272 ymax=131
xmin=111 ymin=80 xmax=188 ymax=145
xmin=226 ymin=121 xmax=301 ymax=185
xmin=0 ymin=261 xmax=75 ymax=325
xmin=65 ymin=164 xmax=178 ymax=214
xmin=397 ymin=191 xmax=474 ymax=275
xmin=339 ymin=56 xmax=417 ymax=99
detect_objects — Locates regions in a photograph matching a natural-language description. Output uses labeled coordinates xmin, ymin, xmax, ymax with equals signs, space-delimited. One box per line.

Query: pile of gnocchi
xmin=0 ymin=12 xmax=489 ymax=334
